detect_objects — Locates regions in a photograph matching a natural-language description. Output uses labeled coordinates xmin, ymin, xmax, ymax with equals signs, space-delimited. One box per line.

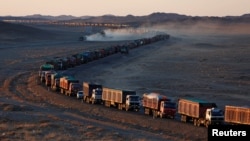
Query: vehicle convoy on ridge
xmin=142 ymin=93 xmax=176 ymax=119
xmin=178 ymin=98 xmax=224 ymax=127
xmin=102 ymin=87 xmax=141 ymax=111
xmin=82 ymin=82 xmax=103 ymax=104
xmin=59 ymin=76 xmax=82 ymax=97
xmin=224 ymin=105 xmax=250 ymax=125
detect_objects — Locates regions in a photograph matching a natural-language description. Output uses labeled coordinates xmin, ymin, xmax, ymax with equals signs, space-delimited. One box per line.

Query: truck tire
xmin=181 ymin=115 xmax=187 ymax=122
xmin=160 ymin=113 xmax=163 ymax=118
xmin=153 ymin=111 xmax=157 ymax=118
xmin=144 ymin=108 xmax=149 ymax=115
xmin=86 ymin=97 xmax=90 ymax=103
xmin=118 ymin=104 xmax=122 ymax=110
xmin=205 ymin=121 xmax=210 ymax=128
xmin=60 ymin=89 xmax=64 ymax=94
xmin=125 ymin=105 xmax=129 ymax=111
xmin=105 ymin=101 xmax=110 ymax=107
xmin=197 ymin=120 xmax=201 ymax=127
xmin=194 ymin=119 xmax=197 ymax=126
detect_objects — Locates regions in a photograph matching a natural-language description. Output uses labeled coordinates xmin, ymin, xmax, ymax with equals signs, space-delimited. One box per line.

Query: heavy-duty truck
xmin=224 ymin=105 xmax=250 ymax=125
xmin=51 ymin=73 xmax=64 ymax=91
xmin=82 ymin=82 xmax=103 ymax=104
xmin=38 ymin=63 xmax=54 ymax=83
xmin=45 ymin=71 xmax=56 ymax=86
xmin=102 ymin=87 xmax=140 ymax=111
xmin=59 ymin=76 xmax=81 ymax=97
xmin=142 ymin=93 xmax=176 ymax=119
xmin=178 ymin=98 xmax=224 ymax=127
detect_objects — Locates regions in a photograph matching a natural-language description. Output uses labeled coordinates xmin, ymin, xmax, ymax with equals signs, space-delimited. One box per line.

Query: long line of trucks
xmin=39 ymin=71 xmax=250 ymax=127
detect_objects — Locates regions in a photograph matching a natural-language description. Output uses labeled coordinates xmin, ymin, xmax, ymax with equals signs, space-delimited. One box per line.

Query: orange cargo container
xmin=178 ymin=98 xmax=224 ymax=127
xmin=225 ymin=105 xmax=250 ymax=125
xmin=142 ymin=93 xmax=176 ymax=119
xmin=102 ymin=87 xmax=140 ymax=111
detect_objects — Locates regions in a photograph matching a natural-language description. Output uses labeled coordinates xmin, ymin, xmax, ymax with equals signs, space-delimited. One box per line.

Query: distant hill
xmin=0 ymin=21 xmax=56 ymax=42
xmin=0 ymin=12 xmax=250 ymax=29
xmin=0 ymin=14 xmax=92 ymax=21
xmin=1 ymin=12 xmax=250 ymax=25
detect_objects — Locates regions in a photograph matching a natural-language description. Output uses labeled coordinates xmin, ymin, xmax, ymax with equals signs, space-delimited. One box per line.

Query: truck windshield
xmin=129 ymin=96 xmax=139 ymax=101
xmin=164 ymin=103 xmax=176 ymax=109
xmin=96 ymin=91 xmax=102 ymax=95
xmin=211 ymin=110 xmax=223 ymax=116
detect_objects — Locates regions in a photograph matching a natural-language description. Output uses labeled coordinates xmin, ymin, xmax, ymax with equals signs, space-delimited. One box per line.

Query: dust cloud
xmin=85 ymin=22 xmax=250 ymax=41
xmin=85 ymin=27 xmax=167 ymax=41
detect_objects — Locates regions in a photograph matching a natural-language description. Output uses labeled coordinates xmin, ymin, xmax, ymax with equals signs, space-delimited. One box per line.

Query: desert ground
xmin=0 ymin=21 xmax=250 ymax=141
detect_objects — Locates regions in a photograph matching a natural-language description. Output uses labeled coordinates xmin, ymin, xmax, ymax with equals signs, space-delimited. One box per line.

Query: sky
xmin=0 ymin=0 xmax=250 ymax=17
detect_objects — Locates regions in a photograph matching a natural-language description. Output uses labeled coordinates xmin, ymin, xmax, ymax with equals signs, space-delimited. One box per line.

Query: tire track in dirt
xmin=3 ymin=71 xmax=34 ymax=102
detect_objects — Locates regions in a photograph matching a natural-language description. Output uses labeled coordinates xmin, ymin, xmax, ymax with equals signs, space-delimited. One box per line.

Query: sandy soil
xmin=0 ymin=23 xmax=250 ymax=141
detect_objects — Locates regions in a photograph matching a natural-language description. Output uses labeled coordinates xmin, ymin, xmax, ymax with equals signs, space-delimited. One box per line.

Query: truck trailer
xmin=102 ymin=87 xmax=140 ymax=111
xmin=178 ymin=98 xmax=224 ymax=127
xmin=142 ymin=93 xmax=176 ymax=119
xmin=59 ymin=76 xmax=81 ymax=97
xmin=83 ymin=82 xmax=103 ymax=104
xmin=224 ymin=105 xmax=250 ymax=125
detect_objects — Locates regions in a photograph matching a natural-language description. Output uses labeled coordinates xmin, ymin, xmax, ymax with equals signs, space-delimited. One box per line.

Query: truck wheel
xmin=144 ymin=108 xmax=147 ymax=115
xmin=181 ymin=115 xmax=187 ymax=122
xmin=194 ymin=119 xmax=197 ymax=126
xmin=125 ymin=106 xmax=129 ymax=111
xmin=160 ymin=113 xmax=163 ymax=118
xmin=205 ymin=121 xmax=209 ymax=128
xmin=153 ymin=111 xmax=157 ymax=118
xmin=197 ymin=120 xmax=201 ymax=127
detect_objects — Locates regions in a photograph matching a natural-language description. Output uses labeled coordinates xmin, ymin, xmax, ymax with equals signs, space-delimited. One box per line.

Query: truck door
xmin=160 ymin=102 xmax=164 ymax=112
xmin=206 ymin=110 xmax=211 ymax=120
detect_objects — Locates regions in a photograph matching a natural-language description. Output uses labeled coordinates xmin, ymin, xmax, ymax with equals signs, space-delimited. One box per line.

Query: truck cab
xmin=205 ymin=108 xmax=224 ymax=125
xmin=159 ymin=101 xmax=176 ymax=118
xmin=45 ymin=71 xmax=56 ymax=86
xmin=39 ymin=64 xmax=54 ymax=82
xmin=91 ymin=88 xmax=103 ymax=104
xmin=69 ymin=83 xmax=82 ymax=97
xmin=125 ymin=95 xmax=140 ymax=111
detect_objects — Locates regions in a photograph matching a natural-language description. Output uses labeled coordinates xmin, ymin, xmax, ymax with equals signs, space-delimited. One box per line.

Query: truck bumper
xmin=129 ymin=105 xmax=140 ymax=110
